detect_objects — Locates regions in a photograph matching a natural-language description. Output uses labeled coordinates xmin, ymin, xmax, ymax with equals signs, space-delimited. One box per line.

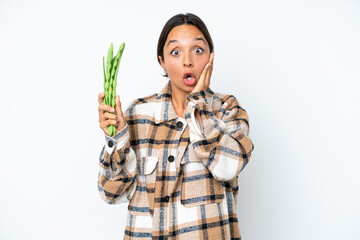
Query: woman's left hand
xmin=191 ymin=52 xmax=214 ymax=94
xmin=191 ymin=52 xmax=214 ymax=129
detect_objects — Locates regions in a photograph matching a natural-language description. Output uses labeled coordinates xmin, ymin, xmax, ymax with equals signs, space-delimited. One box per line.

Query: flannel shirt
xmin=97 ymin=80 xmax=254 ymax=239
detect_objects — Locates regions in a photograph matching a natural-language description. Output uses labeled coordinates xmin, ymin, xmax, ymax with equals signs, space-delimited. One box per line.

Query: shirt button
xmin=168 ymin=155 xmax=175 ymax=162
xmin=108 ymin=141 xmax=114 ymax=148
xmin=176 ymin=121 xmax=183 ymax=129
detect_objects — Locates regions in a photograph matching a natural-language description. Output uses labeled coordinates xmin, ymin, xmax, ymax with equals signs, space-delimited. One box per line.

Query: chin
xmin=184 ymin=85 xmax=195 ymax=92
xmin=170 ymin=79 xmax=197 ymax=95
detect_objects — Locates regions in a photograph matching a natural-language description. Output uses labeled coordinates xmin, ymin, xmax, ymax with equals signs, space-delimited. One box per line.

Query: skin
xmin=98 ymin=24 xmax=214 ymax=136
xmin=158 ymin=24 xmax=214 ymax=125
xmin=98 ymin=94 xmax=125 ymax=136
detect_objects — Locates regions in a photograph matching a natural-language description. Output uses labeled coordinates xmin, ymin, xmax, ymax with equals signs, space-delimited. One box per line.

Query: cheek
xmin=166 ymin=60 xmax=181 ymax=75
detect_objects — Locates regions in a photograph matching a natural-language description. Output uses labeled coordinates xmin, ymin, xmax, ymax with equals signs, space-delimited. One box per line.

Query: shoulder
xmin=212 ymin=91 xmax=246 ymax=112
xmin=123 ymin=93 xmax=159 ymax=117
xmin=211 ymin=91 xmax=250 ymax=128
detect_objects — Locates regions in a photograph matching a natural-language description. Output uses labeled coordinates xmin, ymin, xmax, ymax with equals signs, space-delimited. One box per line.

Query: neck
xmin=170 ymin=83 xmax=188 ymax=118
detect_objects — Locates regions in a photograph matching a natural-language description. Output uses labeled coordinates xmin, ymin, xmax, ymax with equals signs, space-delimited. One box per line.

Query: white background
xmin=1 ymin=0 xmax=359 ymax=239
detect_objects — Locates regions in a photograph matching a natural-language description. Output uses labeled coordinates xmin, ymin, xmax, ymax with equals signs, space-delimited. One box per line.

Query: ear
xmin=158 ymin=55 xmax=166 ymax=71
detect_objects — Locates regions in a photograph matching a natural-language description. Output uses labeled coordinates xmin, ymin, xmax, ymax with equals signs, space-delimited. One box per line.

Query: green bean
xmin=106 ymin=43 xmax=113 ymax=82
xmin=103 ymin=57 xmax=106 ymax=88
xmin=114 ymin=42 xmax=125 ymax=82
xmin=102 ymin=42 xmax=125 ymax=136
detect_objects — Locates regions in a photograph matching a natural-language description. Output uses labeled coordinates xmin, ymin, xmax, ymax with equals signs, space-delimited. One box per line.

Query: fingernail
xmin=111 ymin=108 xmax=115 ymax=112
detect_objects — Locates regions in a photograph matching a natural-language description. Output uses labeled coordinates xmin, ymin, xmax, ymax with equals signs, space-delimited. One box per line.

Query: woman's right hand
xmin=98 ymin=92 xmax=126 ymax=136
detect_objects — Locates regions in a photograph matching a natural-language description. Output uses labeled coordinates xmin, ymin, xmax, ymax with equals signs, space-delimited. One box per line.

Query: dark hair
xmin=157 ymin=13 xmax=214 ymax=77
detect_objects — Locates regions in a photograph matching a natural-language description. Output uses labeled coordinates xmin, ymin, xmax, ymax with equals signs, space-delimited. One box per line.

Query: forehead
xmin=166 ymin=24 xmax=207 ymax=44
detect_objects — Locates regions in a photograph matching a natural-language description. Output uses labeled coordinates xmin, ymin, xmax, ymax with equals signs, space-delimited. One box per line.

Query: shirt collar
xmin=154 ymin=80 xmax=214 ymax=124
xmin=154 ymin=81 xmax=178 ymax=124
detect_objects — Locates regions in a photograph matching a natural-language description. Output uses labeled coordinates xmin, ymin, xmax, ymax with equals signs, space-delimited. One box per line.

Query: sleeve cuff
xmin=186 ymin=88 xmax=214 ymax=105
xmin=186 ymin=102 xmax=202 ymax=141
xmin=104 ymin=124 xmax=129 ymax=154
xmin=185 ymin=89 xmax=228 ymax=141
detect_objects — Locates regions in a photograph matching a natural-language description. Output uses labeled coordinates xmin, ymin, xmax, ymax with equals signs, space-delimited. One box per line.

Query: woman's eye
xmin=171 ymin=50 xmax=179 ymax=55
xmin=195 ymin=48 xmax=204 ymax=54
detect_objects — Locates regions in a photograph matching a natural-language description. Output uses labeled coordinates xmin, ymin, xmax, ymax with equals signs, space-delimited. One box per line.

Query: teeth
xmin=187 ymin=76 xmax=192 ymax=80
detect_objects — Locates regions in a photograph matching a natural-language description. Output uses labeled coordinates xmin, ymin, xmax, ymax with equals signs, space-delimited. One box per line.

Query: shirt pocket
xmin=180 ymin=161 xmax=225 ymax=208
xmin=128 ymin=156 xmax=158 ymax=216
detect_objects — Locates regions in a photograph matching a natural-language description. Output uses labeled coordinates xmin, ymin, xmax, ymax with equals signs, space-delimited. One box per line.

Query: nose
xmin=183 ymin=52 xmax=193 ymax=67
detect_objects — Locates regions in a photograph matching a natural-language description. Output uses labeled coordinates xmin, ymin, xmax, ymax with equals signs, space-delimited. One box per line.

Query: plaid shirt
xmin=98 ymin=81 xmax=254 ymax=239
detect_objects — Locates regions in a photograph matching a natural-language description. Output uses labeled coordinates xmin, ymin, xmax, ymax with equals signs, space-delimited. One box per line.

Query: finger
xmin=99 ymin=109 xmax=117 ymax=126
xmin=115 ymin=95 xmax=124 ymax=120
xmin=103 ymin=127 xmax=109 ymax=136
xmin=103 ymin=112 xmax=117 ymax=120
xmin=200 ymin=63 xmax=211 ymax=80
xmin=100 ymin=119 xmax=118 ymax=129
xmin=203 ymin=63 xmax=211 ymax=81
xmin=98 ymin=103 xmax=115 ymax=114
xmin=205 ymin=53 xmax=214 ymax=88
xmin=99 ymin=112 xmax=117 ymax=126
xmin=205 ymin=64 xmax=213 ymax=86
xmin=115 ymin=95 xmax=122 ymax=111
xmin=98 ymin=92 xmax=105 ymax=104
xmin=209 ymin=52 xmax=214 ymax=65
xmin=194 ymin=63 xmax=210 ymax=92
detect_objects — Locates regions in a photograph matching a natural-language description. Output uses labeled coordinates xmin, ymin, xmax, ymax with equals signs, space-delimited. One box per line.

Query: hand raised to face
xmin=190 ymin=52 xmax=214 ymax=94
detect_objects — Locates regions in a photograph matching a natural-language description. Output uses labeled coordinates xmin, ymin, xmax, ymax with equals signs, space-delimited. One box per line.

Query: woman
xmin=97 ymin=13 xmax=254 ymax=239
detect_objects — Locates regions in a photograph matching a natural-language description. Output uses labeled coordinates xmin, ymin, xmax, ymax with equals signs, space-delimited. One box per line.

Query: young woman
xmin=97 ymin=13 xmax=254 ymax=239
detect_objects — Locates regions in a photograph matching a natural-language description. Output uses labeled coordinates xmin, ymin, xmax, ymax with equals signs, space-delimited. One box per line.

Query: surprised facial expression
xmin=158 ymin=24 xmax=211 ymax=94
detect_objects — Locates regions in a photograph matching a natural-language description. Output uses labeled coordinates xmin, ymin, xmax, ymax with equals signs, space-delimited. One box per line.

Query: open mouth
xmin=183 ymin=73 xmax=196 ymax=86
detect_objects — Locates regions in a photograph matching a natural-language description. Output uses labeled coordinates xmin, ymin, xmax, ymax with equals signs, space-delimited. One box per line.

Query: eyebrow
xmin=167 ymin=37 xmax=206 ymax=47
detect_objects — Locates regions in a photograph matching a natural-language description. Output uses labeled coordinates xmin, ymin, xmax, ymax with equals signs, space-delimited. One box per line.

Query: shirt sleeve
xmin=184 ymin=90 xmax=254 ymax=181
xmin=97 ymin=119 xmax=138 ymax=204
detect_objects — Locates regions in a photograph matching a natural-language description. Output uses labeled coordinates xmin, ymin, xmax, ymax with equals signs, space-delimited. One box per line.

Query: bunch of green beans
xmin=103 ymin=42 xmax=125 ymax=136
